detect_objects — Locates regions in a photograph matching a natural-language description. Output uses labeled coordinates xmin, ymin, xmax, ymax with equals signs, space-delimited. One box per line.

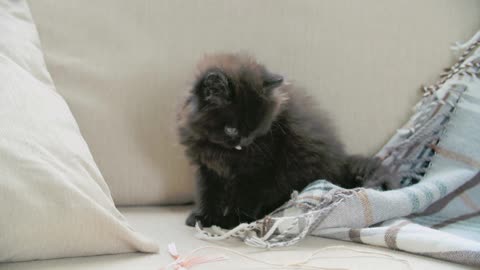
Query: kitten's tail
xmin=344 ymin=155 xmax=400 ymax=190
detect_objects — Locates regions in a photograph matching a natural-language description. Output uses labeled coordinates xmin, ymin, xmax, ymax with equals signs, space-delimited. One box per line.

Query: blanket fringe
xmin=378 ymin=31 xmax=480 ymax=186
xmin=196 ymin=188 xmax=352 ymax=248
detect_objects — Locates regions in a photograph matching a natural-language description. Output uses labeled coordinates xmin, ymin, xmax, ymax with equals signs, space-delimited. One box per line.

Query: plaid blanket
xmin=197 ymin=31 xmax=480 ymax=266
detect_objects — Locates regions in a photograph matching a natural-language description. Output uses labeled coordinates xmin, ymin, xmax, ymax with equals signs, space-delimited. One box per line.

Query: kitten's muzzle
xmin=227 ymin=137 xmax=253 ymax=150
xmin=239 ymin=137 xmax=254 ymax=147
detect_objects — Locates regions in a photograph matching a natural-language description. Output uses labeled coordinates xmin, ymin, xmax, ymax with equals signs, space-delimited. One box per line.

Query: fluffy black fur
xmin=177 ymin=53 xmax=396 ymax=229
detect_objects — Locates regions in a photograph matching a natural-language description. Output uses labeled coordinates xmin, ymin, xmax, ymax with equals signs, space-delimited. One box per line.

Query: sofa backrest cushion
xmin=28 ymin=0 xmax=480 ymax=205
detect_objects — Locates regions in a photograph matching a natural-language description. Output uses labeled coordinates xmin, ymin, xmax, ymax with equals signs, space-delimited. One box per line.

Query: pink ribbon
xmin=160 ymin=243 xmax=228 ymax=270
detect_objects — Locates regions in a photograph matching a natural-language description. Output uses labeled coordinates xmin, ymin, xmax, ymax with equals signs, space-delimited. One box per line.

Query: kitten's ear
xmin=200 ymin=70 xmax=231 ymax=105
xmin=263 ymin=72 xmax=284 ymax=91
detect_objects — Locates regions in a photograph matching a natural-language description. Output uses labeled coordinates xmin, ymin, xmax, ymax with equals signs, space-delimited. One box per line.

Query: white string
xmin=298 ymin=245 xmax=412 ymax=270
xmin=169 ymin=244 xmax=413 ymax=270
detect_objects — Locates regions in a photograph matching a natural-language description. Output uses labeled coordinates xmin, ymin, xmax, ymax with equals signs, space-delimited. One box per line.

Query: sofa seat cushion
xmin=1 ymin=206 xmax=476 ymax=270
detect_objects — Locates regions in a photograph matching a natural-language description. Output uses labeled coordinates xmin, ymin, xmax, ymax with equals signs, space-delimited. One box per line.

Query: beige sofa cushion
xmin=28 ymin=0 xmax=480 ymax=205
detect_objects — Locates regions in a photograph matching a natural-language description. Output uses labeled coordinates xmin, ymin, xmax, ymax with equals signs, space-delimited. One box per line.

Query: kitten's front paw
xmin=185 ymin=211 xmax=198 ymax=227
xmin=185 ymin=210 xmax=240 ymax=229
xmin=185 ymin=211 xmax=213 ymax=227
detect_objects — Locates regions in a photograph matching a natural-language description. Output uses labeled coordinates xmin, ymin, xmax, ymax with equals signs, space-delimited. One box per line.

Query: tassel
xmin=161 ymin=242 xmax=228 ymax=270
xmin=167 ymin=242 xmax=179 ymax=259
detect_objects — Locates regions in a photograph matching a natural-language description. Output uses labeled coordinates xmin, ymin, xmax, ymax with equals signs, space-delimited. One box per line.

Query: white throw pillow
xmin=0 ymin=0 xmax=158 ymax=262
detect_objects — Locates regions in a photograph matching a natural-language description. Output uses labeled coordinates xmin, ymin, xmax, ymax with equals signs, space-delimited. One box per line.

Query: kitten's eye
xmin=224 ymin=126 xmax=238 ymax=137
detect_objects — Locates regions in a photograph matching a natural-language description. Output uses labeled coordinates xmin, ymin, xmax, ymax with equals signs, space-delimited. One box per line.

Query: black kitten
xmin=177 ymin=53 xmax=397 ymax=229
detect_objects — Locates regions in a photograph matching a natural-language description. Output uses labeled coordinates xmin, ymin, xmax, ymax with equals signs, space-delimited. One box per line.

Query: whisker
xmin=253 ymin=141 xmax=270 ymax=160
